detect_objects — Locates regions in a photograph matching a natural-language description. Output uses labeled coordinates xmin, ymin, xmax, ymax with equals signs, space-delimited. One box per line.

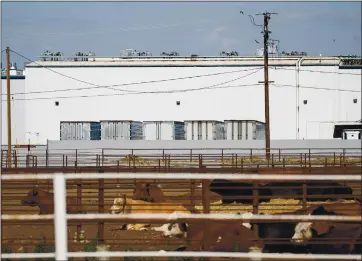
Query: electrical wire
xmin=271 ymin=83 xmax=360 ymax=93
xmin=4 ymin=80 xmax=360 ymax=102
xmin=8 ymin=49 xmax=263 ymax=96
xmin=4 ymin=69 xmax=263 ymax=101
xmin=248 ymin=14 xmax=263 ymax=28
xmin=272 ymin=66 xmax=361 ymax=76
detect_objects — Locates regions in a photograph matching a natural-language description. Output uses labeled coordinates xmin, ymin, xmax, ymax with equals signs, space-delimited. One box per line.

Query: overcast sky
xmin=1 ymin=1 xmax=361 ymax=67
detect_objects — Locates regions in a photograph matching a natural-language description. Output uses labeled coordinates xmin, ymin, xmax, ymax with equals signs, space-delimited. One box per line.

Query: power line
xmin=272 ymin=66 xmax=361 ymax=76
xmin=10 ymin=49 xmax=136 ymax=93
xmin=3 ymin=80 xmax=359 ymax=102
xmin=271 ymin=83 xmax=361 ymax=92
xmin=8 ymin=49 xmax=261 ymax=96
xmin=5 ymin=68 xmax=262 ymax=101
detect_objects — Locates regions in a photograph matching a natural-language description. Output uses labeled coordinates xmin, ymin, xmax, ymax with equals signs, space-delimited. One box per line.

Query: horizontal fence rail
xmin=2 ymin=147 xmax=362 ymax=169
xmin=1 ymin=172 xmax=361 ymax=261
xmin=1 ymin=173 xmax=361 ymax=181
xmin=2 ymin=251 xmax=361 ymax=260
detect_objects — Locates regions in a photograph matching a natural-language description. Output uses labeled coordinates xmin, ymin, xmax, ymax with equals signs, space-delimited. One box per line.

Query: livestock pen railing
xmin=1 ymin=173 xmax=361 ymax=261
xmin=1 ymin=147 xmax=362 ymax=169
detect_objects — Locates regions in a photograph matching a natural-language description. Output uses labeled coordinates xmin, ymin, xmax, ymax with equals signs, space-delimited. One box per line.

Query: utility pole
xmin=256 ymin=12 xmax=277 ymax=161
xmin=6 ymin=47 xmax=12 ymax=168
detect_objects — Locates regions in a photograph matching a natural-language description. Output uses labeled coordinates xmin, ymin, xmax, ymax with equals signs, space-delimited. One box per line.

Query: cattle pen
xmin=1 ymin=148 xmax=362 ymax=261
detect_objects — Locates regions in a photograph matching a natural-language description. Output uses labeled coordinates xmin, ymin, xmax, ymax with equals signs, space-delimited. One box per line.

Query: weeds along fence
xmin=1 ymin=173 xmax=361 ymax=261
xmin=1 ymin=147 xmax=362 ymax=169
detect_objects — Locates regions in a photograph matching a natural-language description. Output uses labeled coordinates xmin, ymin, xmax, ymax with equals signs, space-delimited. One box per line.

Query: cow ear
xmin=312 ymin=222 xmax=331 ymax=235
xmin=311 ymin=206 xmax=328 ymax=215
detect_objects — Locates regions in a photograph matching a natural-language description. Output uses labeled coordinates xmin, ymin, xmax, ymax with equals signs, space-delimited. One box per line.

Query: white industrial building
xmin=4 ymin=55 xmax=360 ymax=144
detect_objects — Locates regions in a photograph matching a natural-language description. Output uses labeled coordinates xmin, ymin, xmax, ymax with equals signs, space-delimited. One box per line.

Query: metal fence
xmin=1 ymin=173 xmax=361 ymax=260
xmin=2 ymin=147 xmax=361 ymax=169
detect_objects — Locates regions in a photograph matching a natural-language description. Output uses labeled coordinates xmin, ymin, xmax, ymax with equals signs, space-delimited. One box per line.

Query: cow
xmin=151 ymin=212 xmax=254 ymax=239
xmin=173 ymin=221 xmax=261 ymax=253
xmin=132 ymin=182 xmax=166 ymax=203
xmin=21 ymin=187 xmax=86 ymax=214
xmin=264 ymin=182 xmax=354 ymax=201
xmin=132 ymin=182 xmax=198 ymax=213
xmin=109 ymin=194 xmax=191 ymax=231
xmin=291 ymin=204 xmax=362 ymax=254
xmin=249 ymin=208 xmax=310 ymax=254
xmin=151 ymin=222 xmax=189 ymax=238
xmin=209 ymin=179 xmax=272 ymax=204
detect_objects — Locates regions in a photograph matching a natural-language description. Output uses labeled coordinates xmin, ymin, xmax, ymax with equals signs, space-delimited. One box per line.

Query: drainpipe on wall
xmin=296 ymin=57 xmax=305 ymax=139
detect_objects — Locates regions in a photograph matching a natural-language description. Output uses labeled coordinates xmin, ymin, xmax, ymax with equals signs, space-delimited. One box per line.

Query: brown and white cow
xmin=109 ymin=194 xmax=191 ymax=231
xmin=291 ymin=204 xmax=362 ymax=254
xmin=21 ymin=187 xmax=87 ymax=214
xmin=151 ymin=212 xmax=254 ymax=239
xmin=174 ymin=221 xmax=261 ymax=253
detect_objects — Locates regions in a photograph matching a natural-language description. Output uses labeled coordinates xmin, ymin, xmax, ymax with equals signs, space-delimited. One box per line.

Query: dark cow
xmin=250 ymin=209 xmax=309 ymax=253
xmin=209 ymin=179 xmax=272 ymax=204
xmin=175 ymin=222 xmax=259 ymax=252
xmin=21 ymin=187 xmax=86 ymax=214
xmin=265 ymin=182 xmax=354 ymax=201
xmin=132 ymin=182 xmax=166 ymax=203
xmin=292 ymin=204 xmax=362 ymax=254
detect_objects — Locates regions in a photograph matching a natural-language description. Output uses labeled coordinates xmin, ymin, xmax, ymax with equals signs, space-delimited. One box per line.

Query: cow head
xmin=21 ymin=187 xmax=42 ymax=206
xmin=133 ymin=182 xmax=164 ymax=202
xmin=109 ymin=194 xmax=127 ymax=214
xmin=133 ymin=183 xmax=154 ymax=202
xmin=152 ymin=222 xmax=188 ymax=239
xmin=291 ymin=206 xmax=333 ymax=244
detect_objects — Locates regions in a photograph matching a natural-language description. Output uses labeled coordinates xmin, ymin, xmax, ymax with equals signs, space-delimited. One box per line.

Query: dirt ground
xmin=2 ymin=179 xmax=361 ymax=260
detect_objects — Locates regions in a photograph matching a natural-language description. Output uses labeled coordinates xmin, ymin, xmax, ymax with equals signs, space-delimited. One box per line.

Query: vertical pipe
xmin=53 ymin=173 xmax=68 ymax=260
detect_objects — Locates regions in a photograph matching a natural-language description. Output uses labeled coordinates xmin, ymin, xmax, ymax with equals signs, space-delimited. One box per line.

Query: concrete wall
xmin=47 ymin=139 xmax=362 ymax=156
xmin=24 ymin=62 xmax=361 ymax=143
xmin=1 ymin=77 xmax=26 ymax=144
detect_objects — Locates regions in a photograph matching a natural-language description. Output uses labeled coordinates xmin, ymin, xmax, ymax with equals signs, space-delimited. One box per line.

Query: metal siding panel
xmin=144 ymin=122 xmax=157 ymax=140
xmin=161 ymin=122 xmax=173 ymax=140
xmin=241 ymin=121 xmax=247 ymax=140
xmin=247 ymin=121 xmax=254 ymax=140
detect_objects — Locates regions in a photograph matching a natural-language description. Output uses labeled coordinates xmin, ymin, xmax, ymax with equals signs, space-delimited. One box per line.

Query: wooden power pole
xmin=256 ymin=12 xmax=277 ymax=161
xmin=6 ymin=47 xmax=12 ymax=168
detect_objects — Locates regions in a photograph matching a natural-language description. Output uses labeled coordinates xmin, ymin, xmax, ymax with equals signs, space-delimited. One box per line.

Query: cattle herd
xmin=18 ymin=178 xmax=362 ymax=259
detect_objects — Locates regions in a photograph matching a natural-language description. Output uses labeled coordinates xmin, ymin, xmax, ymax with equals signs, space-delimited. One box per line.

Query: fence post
xmin=252 ymin=182 xmax=260 ymax=247
xmin=53 ymin=173 xmax=68 ymax=261
xmin=201 ymin=178 xmax=210 ymax=255
xmin=13 ymin=150 xmax=17 ymax=168
xmin=302 ymin=183 xmax=307 ymax=211
xmin=278 ymin=149 xmax=281 ymax=161
xmin=102 ymin=149 xmax=104 ymax=167
xmin=45 ymin=149 xmax=49 ymax=168
xmin=98 ymin=170 xmax=105 ymax=244
xmin=75 ymin=149 xmax=78 ymax=168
